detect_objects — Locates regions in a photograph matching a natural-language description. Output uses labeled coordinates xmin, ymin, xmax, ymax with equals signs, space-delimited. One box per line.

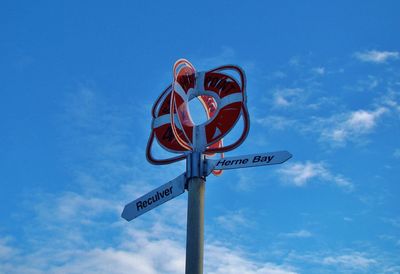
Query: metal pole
xmin=185 ymin=176 xmax=205 ymax=274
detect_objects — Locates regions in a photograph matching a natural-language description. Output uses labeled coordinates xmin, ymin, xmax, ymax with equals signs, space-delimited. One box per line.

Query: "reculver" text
xmin=136 ymin=186 xmax=173 ymax=211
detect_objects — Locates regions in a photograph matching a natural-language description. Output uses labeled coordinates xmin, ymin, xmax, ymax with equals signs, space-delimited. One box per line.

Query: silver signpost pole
xmin=185 ymin=176 xmax=205 ymax=274
xmin=185 ymin=152 xmax=204 ymax=274
xmin=121 ymin=59 xmax=292 ymax=274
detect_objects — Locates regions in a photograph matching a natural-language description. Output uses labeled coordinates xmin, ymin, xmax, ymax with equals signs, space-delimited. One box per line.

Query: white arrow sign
xmin=121 ymin=173 xmax=186 ymax=221
xmin=206 ymin=151 xmax=292 ymax=175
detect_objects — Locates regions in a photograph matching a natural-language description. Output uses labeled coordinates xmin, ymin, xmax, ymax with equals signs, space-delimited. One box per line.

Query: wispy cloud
xmin=360 ymin=75 xmax=379 ymax=90
xmin=379 ymin=234 xmax=400 ymax=248
xmin=343 ymin=217 xmax=353 ymax=222
xmin=0 ymin=237 xmax=16 ymax=260
xmin=254 ymin=115 xmax=297 ymax=130
xmin=289 ymin=56 xmax=301 ymax=66
xmin=215 ymin=210 xmax=252 ymax=232
xmin=269 ymin=70 xmax=287 ymax=79
xmin=0 ymin=188 xmax=297 ymax=274
xmin=311 ymin=67 xmax=325 ymax=76
xmin=272 ymin=88 xmax=305 ymax=108
xmin=279 ymin=230 xmax=313 ymax=238
xmin=233 ymin=169 xmax=264 ymax=191
xmin=257 ymin=51 xmax=399 ymax=152
xmin=277 ymin=161 xmax=353 ymax=190
xmin=206 ymin=245 xmax=297 ymax=274
xmin=394 ymin=148 xmax=400 ymax=159
xmin=322 ymin=252 xmax=376 ymax=270
xmin=286 ymin=248 xmax=400 ymax=273
xmin=382 ymin=217 xmax=400 ymax=228
xmin=0 ymin=83 xmax=299 ymax=273
xmin=354 ymin=50 xmax=399 ymax=63
xmin=345 ymin=75 xmax=380 ymax=92
xmin=379 ymin=89 xmax=400 ymax=114
xmin=0 ymin=230 xmax=186 ymax=274
xmin=317 ymin=107 xmax=387 ymax=147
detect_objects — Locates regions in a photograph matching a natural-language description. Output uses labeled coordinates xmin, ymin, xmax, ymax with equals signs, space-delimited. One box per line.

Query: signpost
xmin=121 ymin=59 xmax=292 ymax=274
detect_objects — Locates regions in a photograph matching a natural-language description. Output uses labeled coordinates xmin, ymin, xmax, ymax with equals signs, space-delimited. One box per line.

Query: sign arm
xmin=204 ymin=151 xmax=293 ymax=176
xmin=121 ymin=173 xmax=186 ymax=221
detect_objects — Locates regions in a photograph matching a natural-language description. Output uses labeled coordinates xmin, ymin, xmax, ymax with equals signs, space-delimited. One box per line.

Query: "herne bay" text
xmin=215 ymin=155 xmax=275 ymax=168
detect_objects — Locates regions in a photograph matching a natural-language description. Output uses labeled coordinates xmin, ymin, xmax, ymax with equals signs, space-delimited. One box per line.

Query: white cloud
xmin=48 ymin=192 xmax=117 ymax=220
xmin=275 ymin=95 xmax=290 ymax=106
xmin=270 ymin=71 xmax=287 ymax=79
xmin=254 ymin=115 xmax=296 ymax=130
xmin=286 ymin=249 xmax=399 ymax=273
xmin=382 ymin=217 xmax=400 ymax=228
xmin=347 ymin=108 xmax=385 ymax=130
xmin=380 ymin=89 xmax=400 ymax=114
xmin=354 ymin=50 xmax=399 ymax=63
xmin=279 ymin=230 xmax=313 ymax=238
xmin=0 ymin=203 xmax=297 ymax=274
xmin=232 ymin=169 xmax=263 ymax=191
xmin=272 ymin=88 xmax=304 ymax=108
xmin=0 ymin=176 xmax=296 ymax=274
xmin=319 ymin=107 xmax=387 ymax=146
xmin=10 ymin=77 xmax=396 ymax=274
xmin=346 ymin=75 xmax=380 ymax=92
xmin=362 ymin=75 xmax=379 ymax=90
xmin=289 ymin=56 xmax=300 ymax=66
xmin=311 ymin=67 xmax=325 ymax=75
xmin=0 ymin=187 xmax=297 ymax=274
xmin=379 ymin=235 xmax=400 ymax=248
xmin=0 ymin=235 xmax=186 ymax=274
xmin=277 ymin=161 xmax=353 ymax=190
xmin=322 ymin=252 xmax=376 ymax=270
xmin=0 ymin=237 xmax=16 ymax=260
xmin=215 ymin=210 xmax=252 ymax=232
xmin=279 ymin=161 xmax=325 ymax=186
xmin=394 ymin=149 xmax=400 ymax=159
xmin=206 ymin=245 xmax=297 ymax=274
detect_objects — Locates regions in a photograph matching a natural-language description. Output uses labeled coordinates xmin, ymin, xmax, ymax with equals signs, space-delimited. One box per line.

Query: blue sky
xmin=1 ymin=1 xmax=399 ymax=273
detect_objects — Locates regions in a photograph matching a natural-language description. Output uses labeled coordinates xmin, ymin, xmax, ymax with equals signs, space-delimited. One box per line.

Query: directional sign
xmin=121 ymin=173 xmax=186 ymax=221
xmin=206 ymin=151 xmax=292 ymax=175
